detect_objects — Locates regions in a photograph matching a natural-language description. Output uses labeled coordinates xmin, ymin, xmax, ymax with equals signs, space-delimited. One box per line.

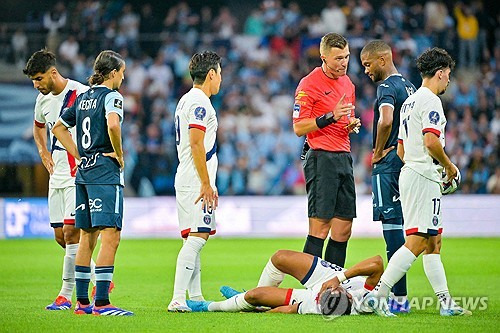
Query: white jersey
xmin=34 ymin=79 xmax=89 ymax=188
xmin=174 ymin=88 xmax=218 ymax=190
xmin=398 ymin=87 xmax=446 ymax=183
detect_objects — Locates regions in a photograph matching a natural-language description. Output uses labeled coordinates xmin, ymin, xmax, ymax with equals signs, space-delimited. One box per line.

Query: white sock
xmin=188 ymin=252 xmax=204 ymax=301
xmin=207 ymin=292 xmax=255 ymax=312
xmin=90 ymin=258 xmax=96 ymax=285
xmin=423 ymin=254 xmax=455 ymax=308
xmin=257 ymin=259 xmax=285 ymax=287
xmin=376 ymin=246 xmax=417 ymax=297
xmin=171 ymin=236 xmax=206 ymax=303
xmin=58 ymin=243 xmax=78 ymax=299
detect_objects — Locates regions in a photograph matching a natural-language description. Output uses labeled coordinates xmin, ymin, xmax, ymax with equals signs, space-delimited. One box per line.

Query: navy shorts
xmin=304 ymin=150 xmax=356 ymax=220
xmin=75 ymin=184 xmax=123 ymax=230
xmin=372 ymin=172 xmax=403 ymax=222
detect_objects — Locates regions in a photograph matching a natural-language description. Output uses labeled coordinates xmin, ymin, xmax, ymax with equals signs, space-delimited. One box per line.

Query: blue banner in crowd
xmin=4 ymin=198 xmax=52 ymax=238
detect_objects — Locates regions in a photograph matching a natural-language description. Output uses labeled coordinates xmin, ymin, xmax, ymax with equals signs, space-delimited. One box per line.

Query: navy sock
xmin=325 ymin=239 xmax=348 ymax=267
xmin=95 ymin=266 xmax=114 ymax=307
xmin=303 ymin=235 xmax=325 ymax=258
xmin=382 ymin=217 xmax=407 ymax=296
xmin=75 ymin=265 xmax=91 ymax=305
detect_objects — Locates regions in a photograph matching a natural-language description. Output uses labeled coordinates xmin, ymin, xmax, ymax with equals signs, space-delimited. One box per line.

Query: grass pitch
xmin=0 ymin=237 xmax=499 ymax=332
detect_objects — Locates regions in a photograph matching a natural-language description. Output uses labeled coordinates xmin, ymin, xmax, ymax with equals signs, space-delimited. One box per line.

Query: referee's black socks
xmin=325 ymin=239 xmax=348 ymax=267
xmin=303 ymin=235 xmax=325 ymax=258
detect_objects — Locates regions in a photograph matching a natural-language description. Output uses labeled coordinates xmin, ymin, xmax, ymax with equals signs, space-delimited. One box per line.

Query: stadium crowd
xmin=3 ymin=0 xmax=499 ymax=195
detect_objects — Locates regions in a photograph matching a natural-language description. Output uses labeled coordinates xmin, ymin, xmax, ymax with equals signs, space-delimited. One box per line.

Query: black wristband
xmin=315 ymin=112 xmax=337 ymax=129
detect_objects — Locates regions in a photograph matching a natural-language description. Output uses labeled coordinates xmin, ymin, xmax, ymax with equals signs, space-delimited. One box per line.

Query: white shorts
xmin=288 ymin=256 xmax=366 ymax=315
xmin=176 ymin=190 xmax=216 ymax=238
xmin=400 ymin=167 xmax=443 ymax=236
xmin=48 ymin=186 xmax=76 ymax=228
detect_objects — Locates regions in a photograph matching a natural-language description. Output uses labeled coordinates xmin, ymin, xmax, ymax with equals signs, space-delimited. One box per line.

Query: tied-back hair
xmin=23 ymin=48 xmax=56 ymax=77
xmin=189 ymin=51 xmax=221 ymax=85
xmin=88 ymin=50 xmax=124 ymax=85
xmin=416 ymin=47 xmax=455 ymax=78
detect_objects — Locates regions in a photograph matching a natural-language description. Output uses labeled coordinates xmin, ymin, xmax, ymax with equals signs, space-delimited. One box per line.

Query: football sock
xmin=257 ymin=259 xmax=285 ymax=287
xmin=95 ymin=266 xmax=114 ymax=307
xmin=303 ymin=235 xmax=324 ymax=258
xmin=324 ymin=238 xmax=348 ymax=267
xmin=59 ymin=243 xmax=78 ymax=299
xmin=423 ymin=254 xmax=455 ymax=308
xmin=382 ymin=219 xmax=407 ymax=296
xmin=90 ymin=258 xmax=96 ymax=285
xmin=376 ymin=246 xmax=416 ymax=297
xmin=188 ymin=251 xmax=204 ymax=301
xmin=172 ymin=236 xmax=206 ymax=302
xmin=75 ymin=265 xmax=91 ymax=305
xmin=208 ymin=292 xmax=255 ymax=312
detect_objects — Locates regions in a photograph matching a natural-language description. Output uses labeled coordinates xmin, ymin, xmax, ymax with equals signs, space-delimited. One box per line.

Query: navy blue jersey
xmin=372 ymin=74 xmax=415 ymax=174
xmin=60 ymin=85 xmax=124 ymax=185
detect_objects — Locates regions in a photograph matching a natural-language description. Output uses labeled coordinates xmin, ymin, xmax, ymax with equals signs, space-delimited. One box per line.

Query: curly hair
xmin=23 ymin=49 xmax=56 ymax=77
xmin=416 ymin=47 xmax=455 ymax=78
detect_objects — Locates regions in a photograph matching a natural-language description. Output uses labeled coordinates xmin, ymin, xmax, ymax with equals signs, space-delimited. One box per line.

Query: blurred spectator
xmin=58 ymin=35 xmax=79 ymax=66
xmin=321 ymin=1 xmax=347 ymax=35
xmin=11 ymin=28 xmax=28 ymax=67
xmin=43 ymin=2 xmax=67 ymax=52
xmin=454 ymin=3 xmax=479 ymax=68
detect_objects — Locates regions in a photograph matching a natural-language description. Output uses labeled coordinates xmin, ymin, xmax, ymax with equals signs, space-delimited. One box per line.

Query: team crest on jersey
xmin=194 ymin=106 xmax=206 ymax=121
xmin=114 ymin=99 xmax=123 ymax=109
xmin=429 ymin=111 xmax=440 ymax=125
xmin=432 ymin=215 xmax=439 ymax=226
xmin=293 ymin=104 xmax=301 ymax=118
xmin=203 ymin=214 xmax=211 ymax=225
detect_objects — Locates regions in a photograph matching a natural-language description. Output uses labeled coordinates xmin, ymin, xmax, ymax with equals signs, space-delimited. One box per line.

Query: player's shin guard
xmin=208 ymin=292 xmax=255 ymax=312
xmin=172 ymin=236 xmax=206 ymax=302
xmin=324 ymin=239 xmax=348 ymax=267
xmin=303 ymin=235 xmax=324 ymax=258
xmin=95 ymin=266 xmax=114 ymax=307
xmin=423 ymin=254 xmax=453 ymax=308
xmin=188 ymin=252 xmax=204 ymax=301
xmin=257 ymin=259 xmax=285 ymax=287
xmin=75 ymin=265 xmax=91 ymax=305
xmin=376 ymin=246 xmax=416 ymax=297
xmin=382 ymin=220 xmax=407 ymax=297
xmin=59 ymin=243 xmax=78 ymax=299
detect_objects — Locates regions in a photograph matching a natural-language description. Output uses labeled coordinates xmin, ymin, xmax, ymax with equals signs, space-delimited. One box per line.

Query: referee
xmin=293 ymin=33 xmax=360 ymax=267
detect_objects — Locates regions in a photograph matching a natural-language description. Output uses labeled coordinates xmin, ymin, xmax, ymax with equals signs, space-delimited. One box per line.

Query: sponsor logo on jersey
xmin=295 ymin=90 xmax=308 ymax=100
xmin=194 ymin=106 xmax=206 ymax=121
xmin=114 ymin=99 xmax=123 ymax=109
xmin=429 ymin=111 xmax=440 ymax=125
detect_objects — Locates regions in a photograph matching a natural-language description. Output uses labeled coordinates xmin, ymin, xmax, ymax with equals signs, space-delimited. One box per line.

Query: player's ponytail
xmin=88 ymin=50 xmax=124 ymax=85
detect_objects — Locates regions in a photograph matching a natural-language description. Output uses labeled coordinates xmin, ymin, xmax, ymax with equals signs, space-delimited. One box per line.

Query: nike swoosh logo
xmin=392 ymin=195 xmax=400 ymax=202
xmin=383 ymin=208 xmax=394 ymax=214
xmin=43 ymin=112 xmax=50 ymax=117
xmin=185 ymin=267 xmax=194 ymax=271
xmin=325 ymin=91 xmax=332 ymax=95
xmin=70 ymin=212 xmax=75 ymax=217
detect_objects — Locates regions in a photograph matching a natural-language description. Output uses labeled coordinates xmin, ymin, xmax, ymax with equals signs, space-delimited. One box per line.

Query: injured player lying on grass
xmin=186 ymin=249 xmax=395 ymax=316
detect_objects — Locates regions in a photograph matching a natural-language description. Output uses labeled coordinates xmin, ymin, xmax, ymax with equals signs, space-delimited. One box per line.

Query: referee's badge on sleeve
xmin=293 ymin=103 xmax=301 ymax=118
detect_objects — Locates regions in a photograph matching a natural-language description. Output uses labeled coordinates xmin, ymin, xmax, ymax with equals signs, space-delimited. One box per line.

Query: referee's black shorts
xmin=303 ymin=149 xmax=356 ymax=220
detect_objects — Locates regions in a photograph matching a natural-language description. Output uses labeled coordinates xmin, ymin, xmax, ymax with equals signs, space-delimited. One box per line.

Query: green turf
xmin=0 ymin=238 xmax=499 ymax=332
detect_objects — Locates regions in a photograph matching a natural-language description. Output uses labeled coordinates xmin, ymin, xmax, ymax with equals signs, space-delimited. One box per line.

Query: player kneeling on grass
xmin=186 ymin=249 xmax=392 ymax=316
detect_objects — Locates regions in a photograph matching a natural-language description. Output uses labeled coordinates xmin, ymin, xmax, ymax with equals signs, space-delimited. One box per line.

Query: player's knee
xmin=373 ymin=255 xmax=384 ymax=271
xmin=245 ymin=288 xmax=263 ymax=305
xmin=331 ymin=230 xmax=351 ymax=242
xmin=54 ymin=234 xmax=65 ymax=248
xmin=63 ymin=225 xmax=80 ymax=244
xmin=271 ymin=250 xmax=291 ymax=269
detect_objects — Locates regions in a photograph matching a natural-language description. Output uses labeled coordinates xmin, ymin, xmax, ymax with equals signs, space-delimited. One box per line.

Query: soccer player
xmin=186 ymin=249 xmax=391 ymax=316
xmin=52 ymin=50 xmax=132 ymax=316
xmin=167 ymin=51 xmax=222 ymax=312
xmin=360 ymin=40 xmax=416 ymax=313
xmin=23 ymin=49 xmax=96 ymax=310
xmin=293 ymin=33 xmax=361 ymax=267
xmin=366 ymin=48 xmax=471 ymax=317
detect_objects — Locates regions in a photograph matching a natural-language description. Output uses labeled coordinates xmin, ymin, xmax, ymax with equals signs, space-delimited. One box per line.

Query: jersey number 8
xmin=82 ymin=116 xmax=92 ymax=149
